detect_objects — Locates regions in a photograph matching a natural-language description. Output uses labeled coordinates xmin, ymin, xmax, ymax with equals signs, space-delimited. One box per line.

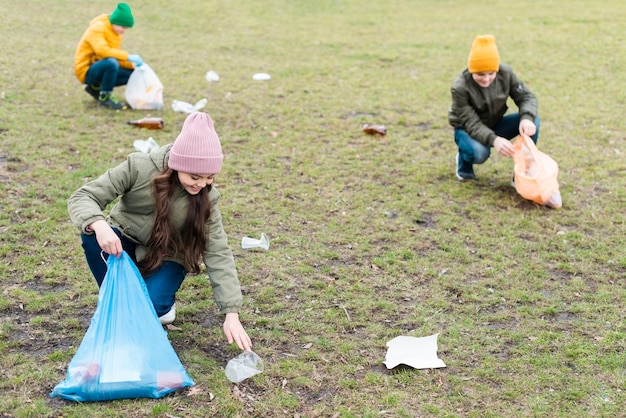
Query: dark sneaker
xmin=98 ymin=93 xmax=126 ymax=110
xmin=84 ymin=84 xmax=100 ymax=101
xmin=456 ymin=153 xmax=475 ymax=180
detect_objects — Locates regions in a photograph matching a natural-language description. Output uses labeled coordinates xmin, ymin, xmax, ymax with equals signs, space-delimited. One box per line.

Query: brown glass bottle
xmin=127 ymin=117 xmax=164 ymax=129
xmin=362 ymin=124 xmax=387 ymax=136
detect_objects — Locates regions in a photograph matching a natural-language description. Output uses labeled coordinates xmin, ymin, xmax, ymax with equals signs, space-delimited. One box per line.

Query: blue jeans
xmin=455 ymin=113 xmax=540 ymax=165
xmin=80 ymin=228 xmax=186 ymax=317
xmin=84 ymin=58 xmax=133 ymax=93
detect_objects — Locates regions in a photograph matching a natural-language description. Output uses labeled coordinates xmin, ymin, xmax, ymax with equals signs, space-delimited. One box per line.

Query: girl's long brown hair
xmin=138 ymin=168 xmax=211 ymax=276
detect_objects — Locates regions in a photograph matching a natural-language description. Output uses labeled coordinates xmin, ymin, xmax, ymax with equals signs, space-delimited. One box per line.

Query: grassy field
xmin=1 ymin=0 xmax=624 ymax=417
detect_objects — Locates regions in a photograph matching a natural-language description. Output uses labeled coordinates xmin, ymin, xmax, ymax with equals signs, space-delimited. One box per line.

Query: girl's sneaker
xmin=159 ymin=304 xmax=176 ymax=325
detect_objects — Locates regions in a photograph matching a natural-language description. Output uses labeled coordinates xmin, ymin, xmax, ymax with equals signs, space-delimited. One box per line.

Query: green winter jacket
xmin=68 ymin=145 xmax=242 ymax=314
xmin=448 ymin=64 xmax=538 ymax=146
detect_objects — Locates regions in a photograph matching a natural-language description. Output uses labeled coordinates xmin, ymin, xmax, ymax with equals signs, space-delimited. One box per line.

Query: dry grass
xmin=0 ymin=0 xmax=624 ymax=417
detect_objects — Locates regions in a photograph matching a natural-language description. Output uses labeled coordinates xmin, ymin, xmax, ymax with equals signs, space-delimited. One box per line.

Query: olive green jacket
xmin=448 ymin=64 xmax=538 ymax=146
xmin=68 ymin=145 xmax=242 ymax=314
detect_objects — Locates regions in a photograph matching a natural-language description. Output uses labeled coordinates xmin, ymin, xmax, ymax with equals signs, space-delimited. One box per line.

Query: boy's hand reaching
xmin=128 ymin=54 xmax=143 ymax=67
xmin=493 ymin=136 xmax=515 ymax=157
xmin=519 ymin=119 xmax=537 ymax=137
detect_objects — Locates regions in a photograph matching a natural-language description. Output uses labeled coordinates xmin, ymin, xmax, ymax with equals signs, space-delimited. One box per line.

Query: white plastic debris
xmin=383 ymin=334 xmax=446 ymax=369
xmin=224 ymin=350 xmax=264 ymax=383
xmin=205 ymin=70 xmax=220 ymax=82
xmin=171 ymin=98 xmax=208 ymax=114
xmin=252 ymin=73 xmax=271 ymax=81
xmin=133 ymin=137 xmax=159 ymax=153
xmin=241 ymin=233 xmax=270 ymax=251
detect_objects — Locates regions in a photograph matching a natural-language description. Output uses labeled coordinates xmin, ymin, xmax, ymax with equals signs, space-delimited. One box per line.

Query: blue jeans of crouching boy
xmin=455 ymin=113 xmax=540 ymax=165
xmin=84 ymin=58 xmax=133 ymax=93
xmin=81 ymin=228 xmax=186 ymax=317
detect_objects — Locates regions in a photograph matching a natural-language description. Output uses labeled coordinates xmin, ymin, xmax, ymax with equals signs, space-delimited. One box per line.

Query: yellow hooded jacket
xmin=74 ymin=14 xmax=134 ymax=83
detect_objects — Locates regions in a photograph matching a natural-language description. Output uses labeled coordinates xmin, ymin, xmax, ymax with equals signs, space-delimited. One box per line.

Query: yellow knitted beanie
xmin=468 ymin=35 xmax=500 ymax=73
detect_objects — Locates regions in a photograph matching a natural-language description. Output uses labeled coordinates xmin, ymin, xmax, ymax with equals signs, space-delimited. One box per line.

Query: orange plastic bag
xmin=513 ymin=135 xmax=562 ymax=208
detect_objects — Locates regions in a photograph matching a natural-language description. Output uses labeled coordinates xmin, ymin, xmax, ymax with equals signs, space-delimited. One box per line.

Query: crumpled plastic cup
xmin=205 ymin=70 xmax=220 ymax=82
xmin=133 ymin=137 xmax=159 ymax=153
xmin=241 ymin=233 xmax=269 ymax=251
xmin=224 ymin=350 xmax=264 ymax=383
xmin=252 ymin=73 xmax=271 ymax=81
xmin=172 ymin=98 xmax=208 ymax=114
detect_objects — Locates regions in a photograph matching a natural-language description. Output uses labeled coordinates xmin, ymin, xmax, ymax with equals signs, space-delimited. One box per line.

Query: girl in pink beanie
xmin=68 ymin=112 xmax=252 ymax=352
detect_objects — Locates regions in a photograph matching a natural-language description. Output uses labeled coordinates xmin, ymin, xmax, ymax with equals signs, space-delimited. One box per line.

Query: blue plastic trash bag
xmin=51 ymin=251 xmax=194 ymax=401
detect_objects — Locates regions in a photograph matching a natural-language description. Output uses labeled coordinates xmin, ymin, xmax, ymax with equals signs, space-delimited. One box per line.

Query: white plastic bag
xmin=125 ymin=63 xmax=164 ymax=110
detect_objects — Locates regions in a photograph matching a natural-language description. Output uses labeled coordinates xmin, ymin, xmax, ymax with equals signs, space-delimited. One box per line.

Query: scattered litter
xmin=252 ymin=73 xmax=271 ymax=81
xmin=172 ymin=98 xmax=208 ymax=114
xmin=241 ymin=233 xmax=270 ymax=251
xmin=125 ymin=63 xmax=164 ymax=110
xmin=224 ymin=350 xmax=264 ymax=383
xmin=362 ymin=124 xmax=387 ymax=136
xmin=383 ymin=334 xmax=446 ymax=370
xmin=205 ymin=70 xmax=220 ymax=82
xmin=335 ymin=304 xmax=351 ymax=322
xmin=127 ymin=117 xmax=164 ymax=129
xmin=133 ymin=137 xmax=159 ymax=153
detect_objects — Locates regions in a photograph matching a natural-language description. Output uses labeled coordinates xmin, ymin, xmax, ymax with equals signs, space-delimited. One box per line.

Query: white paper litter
xmin=383 ymin=334 xmax=446 ymax=369
xmin=133 ymin=137 xmax=159 ymax=153
xmin=252 ymin=73 xmax=271 ymax=81
xmin=171 ymin=98 xmax=208 ymax=114
xmin=205 ymin=70 xmax=220 ymax=82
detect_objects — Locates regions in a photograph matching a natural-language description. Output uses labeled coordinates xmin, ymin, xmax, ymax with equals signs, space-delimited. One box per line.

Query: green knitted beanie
xmin=109 ymin=3 xmax=134 ymax=28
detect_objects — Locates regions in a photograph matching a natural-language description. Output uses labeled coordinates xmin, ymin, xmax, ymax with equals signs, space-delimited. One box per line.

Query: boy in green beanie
xmin=74 ymin=3 xmax=143 ymax=110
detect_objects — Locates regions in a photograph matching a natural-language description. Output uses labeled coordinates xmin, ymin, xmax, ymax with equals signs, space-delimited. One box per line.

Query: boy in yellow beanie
xmin=74 ymin=3 xmax=143 ymax=110
xmin=448 ymin=34 xmax=539 ymax=181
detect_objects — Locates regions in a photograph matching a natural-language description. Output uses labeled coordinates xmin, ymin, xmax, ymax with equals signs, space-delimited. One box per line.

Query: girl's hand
xmin=89 ymin=220 xmax=123 ymax=257
xmin=223 ymin=312 xmax=252 ymax=351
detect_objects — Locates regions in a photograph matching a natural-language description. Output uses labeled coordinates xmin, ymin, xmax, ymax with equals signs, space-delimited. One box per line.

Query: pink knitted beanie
xmin=168 ymin=112 xmax=223 ymax=174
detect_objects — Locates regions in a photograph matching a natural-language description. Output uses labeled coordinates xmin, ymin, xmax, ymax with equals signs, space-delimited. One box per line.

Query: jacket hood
xmin=89 ymin=13 xmax=111 ymax=29
xmin=149 ymin=144 xmax=173 ymax=171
